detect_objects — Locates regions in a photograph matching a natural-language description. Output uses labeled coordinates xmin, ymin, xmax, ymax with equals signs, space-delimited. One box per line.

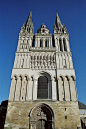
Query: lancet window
xmin=45 ymin=40 xmax=48 ymax=47
xmin=63 ymin=38 xmax=67 ymax=51
xmin=37 ymin=76 xmax=48 ymax=99
xmin=59 ymin=38 xmax=63 ymax=51
xmin=40 ymin=39 xmax=43 ymax=47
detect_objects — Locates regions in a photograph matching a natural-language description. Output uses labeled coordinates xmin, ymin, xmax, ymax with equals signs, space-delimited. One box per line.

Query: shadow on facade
xmin=0 ymin=100 xmax=8 ymax=129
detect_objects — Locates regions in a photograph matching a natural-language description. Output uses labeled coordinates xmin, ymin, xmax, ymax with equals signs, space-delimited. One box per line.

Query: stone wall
xmin=4 ymin=101 xmax=81 ymax=129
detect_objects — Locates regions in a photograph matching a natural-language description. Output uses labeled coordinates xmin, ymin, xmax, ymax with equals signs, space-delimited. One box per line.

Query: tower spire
xmin=56 ymin=12 xmax=62 ymax=26
xmin=26 ymin=10 xmax=32 ymax=24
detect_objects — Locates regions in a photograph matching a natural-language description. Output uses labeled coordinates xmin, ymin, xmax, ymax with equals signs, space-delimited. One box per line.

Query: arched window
xmin=59 ymin=39 xmax=63 ymax=51
xmin=40 ymin=39 xmax=43 ymax=47
xmin=37 ymin=76 xmax=48 ymax=99
xmin=63 ymin=38 xmax=67 ymax=51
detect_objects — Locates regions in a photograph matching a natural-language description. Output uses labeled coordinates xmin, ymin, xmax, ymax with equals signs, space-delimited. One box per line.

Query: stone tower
xmin=5 ymin=11 xmax=81 ymax=129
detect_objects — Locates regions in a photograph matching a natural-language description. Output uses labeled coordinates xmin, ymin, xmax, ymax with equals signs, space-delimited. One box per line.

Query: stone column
xmin=20 ymin=76 xmax=27 ymax=101
xmin=17 ymin=54 xmax=21 ymax=68
xmin=65 ymin=54 xmax=69 ymax=69
xmin=55 ymin=38 xmax=57 ymax=48
xmin=38 ymin=38 xmax=40 ymax=47
xmin=62 ymin=54 xmax=65 ymax=68
xmin=28 ymin=78 xmax=33 ymax=100
xmin=66 ymin=37 xmax=70 ymax=52
xmin=56 ymin=53 xmax=59 ymax=69
xmin=49 ymin=80 xmax=52 ymax=99
xmin=58 ymin=77 xmax=64 ymax=101
xmin=57 ymin=38 xmax=59 ymax=52
xmin=62 ymin=37 xmax=64 ymax=52
xmin=33 ymin=79 xmax=37 ymax=100
xmin=59 ymin=53 xmax=63 ymax=69
xmin=29 ymin=38 xmax=31 ymax=47
xmin=64 ymin=77 xmax=70 ymax=101
xmin=26 ymin=77 xmax=29 ymax=101
xmin=50 ymin=37 xmax=52 ymax=47
xmin=37 ymin=37 xmax=38 ymax=47
xmin=35 ymin=38 xmax=37 ymax=47
xmin=43 ymin=37 xmax=44 ymax=47
xmin=15 ymin=76 xmax=22 ymax=101
xmin=69 ymin=78 xmax=77 ymax=101
xmin=26 ymin=53 xmax=28 ymax=68
xmin=69 ymin=55 xmax=73 ymax=69
xmin=49 ymin=38 xmax=50 ymax=47
xmin=9 ymin=76 xmax=16 ymax=101
xmin=52 ymin=78 xmax=57 ymax=100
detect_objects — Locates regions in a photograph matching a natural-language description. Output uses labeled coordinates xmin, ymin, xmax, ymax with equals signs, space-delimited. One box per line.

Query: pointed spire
xmin=56 ymin=12 xmax=62 ymax=26
xmin=54 ymin=11 xmax=66 ymax=34
xmin=25 ymin=10 xmax=32 ymax=27
xmin=25 ymin=10 xmax=34 ymax=34
xmin=27 ymin=10 xmax=32 ymax=22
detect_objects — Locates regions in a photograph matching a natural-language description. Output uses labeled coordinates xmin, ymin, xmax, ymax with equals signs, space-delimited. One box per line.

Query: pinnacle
xmin=25 ymin=10 xmax=32 ymax=26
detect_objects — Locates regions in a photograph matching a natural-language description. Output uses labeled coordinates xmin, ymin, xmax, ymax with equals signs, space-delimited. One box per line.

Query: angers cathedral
xmin=4 ymin=11 xmax=81 ymax=129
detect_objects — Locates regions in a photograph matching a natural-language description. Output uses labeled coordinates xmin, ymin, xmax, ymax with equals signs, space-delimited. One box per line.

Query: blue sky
xmin=0 ymin=0 xmax=86 ymax=105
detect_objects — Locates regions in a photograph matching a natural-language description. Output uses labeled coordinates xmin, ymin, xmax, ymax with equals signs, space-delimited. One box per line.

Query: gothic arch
xmin=32 ymin=71 xmax=53 ymax=100
xmin=32 ymin=71 xmax=53 ymax=80
xmin=70 ymin=75 xmax=76 ymax=81
xmin=58 ymin=75 xmax=64 ymax=81
xmin=64 ymin=75 xmax=70 ymax=81
xmin=11 ymin=74 xmax=18 ymax=80
xmin=22 ymin=74 xmax=29 ymax=80
xmin=18 ymin=74 xmax=22 ymax=80
xmin=29 ymin=103 xmax=54 ymax=129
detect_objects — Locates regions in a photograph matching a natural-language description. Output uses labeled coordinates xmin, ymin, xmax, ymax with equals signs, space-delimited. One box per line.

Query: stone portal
xmin=30 ymin=103 xmax=54 ymax=129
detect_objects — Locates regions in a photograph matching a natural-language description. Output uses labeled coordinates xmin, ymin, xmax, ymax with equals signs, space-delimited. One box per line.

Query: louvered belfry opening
xmin=37 ymin=76 xmax=48 ymax=99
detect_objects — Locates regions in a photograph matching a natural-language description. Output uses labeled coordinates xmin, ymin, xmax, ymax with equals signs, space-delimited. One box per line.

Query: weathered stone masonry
xmin=4 ymin=11 xmax=81 ymax=129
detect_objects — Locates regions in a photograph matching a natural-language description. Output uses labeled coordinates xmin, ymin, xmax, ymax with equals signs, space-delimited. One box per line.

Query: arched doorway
xmin=37 ymin=76 xmax=48 ymax=99
xmin=30 ymin=103 xmax=54 ymax=129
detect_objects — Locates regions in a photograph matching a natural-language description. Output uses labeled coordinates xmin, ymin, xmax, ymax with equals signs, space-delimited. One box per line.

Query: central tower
xmin=5 ymin=11 xmax=81 ymax=129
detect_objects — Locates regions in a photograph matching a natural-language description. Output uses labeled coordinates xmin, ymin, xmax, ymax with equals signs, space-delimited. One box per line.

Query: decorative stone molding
xmin=30 ymin=47 xmax=56 ymax=52
xmin=30 ymin=53 xmax=56 ymax=70
xmin=32 ymin=71 xmax=53 ymax=81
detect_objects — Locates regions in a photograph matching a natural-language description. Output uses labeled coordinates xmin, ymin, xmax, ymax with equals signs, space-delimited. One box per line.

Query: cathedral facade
xmin=5 ymin=11 xmax=81 ymax=129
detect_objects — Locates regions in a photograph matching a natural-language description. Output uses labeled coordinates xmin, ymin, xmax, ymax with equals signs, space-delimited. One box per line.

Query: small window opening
xmin=59 ymin=39 xmax=63 ymax=51
xmin=22 ymin=97 xmax=23 ymax=99
xmin=40 ymin=39 xmax=43 ymax=47
xmin=65 ymin=108 xmax=66 ymax=111
xmin=63 ymin=38 xmax=67 ymax=51
xmin=45 ymin=40 xmax=47 ymax=47
xmin=65 ymin=116 xmax=67 ymax=119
